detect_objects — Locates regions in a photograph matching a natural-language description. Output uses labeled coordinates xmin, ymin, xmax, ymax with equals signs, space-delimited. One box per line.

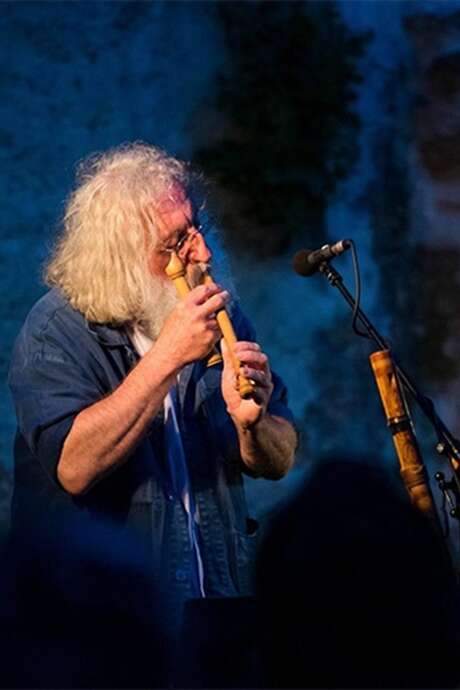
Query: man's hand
xmin=221 ymin=339 xmax=274 ymax=429
xmin=221 ymin=339 xmax=296 ymax=479
xmin=157 ymin=284 xmax=230 ymax=370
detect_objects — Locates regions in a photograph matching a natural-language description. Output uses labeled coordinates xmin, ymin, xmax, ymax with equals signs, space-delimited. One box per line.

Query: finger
xmin=199 ymin=290 xmax=230 ymax=317
xmin=188 ymin=283 xmax=225 ymax=306
xmin=205 ymin=317 xmax=219 ymax=331
xmin=210 ymin=329 xmax=221 ymax=348
xmin=221 ymin=339 xmax=235 ymax=364
xmin=220 ymin=339 xmax=230 ymax=366
xmin=221 ymin=341 xmax=238 ymax=385
xmin=243 ymin=383 xmax=268 ymax=407
xmin=237 ymin=349 xmax=269 ymax=370
xmin=233 ymin=341 xmax=261 ymax=354
xmin=241 ymin=366 xmax=272 ymax=388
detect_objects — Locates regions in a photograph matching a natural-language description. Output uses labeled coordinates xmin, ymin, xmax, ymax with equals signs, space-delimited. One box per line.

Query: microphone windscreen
xmin=292 ymin=249 xmax=313 ymax=277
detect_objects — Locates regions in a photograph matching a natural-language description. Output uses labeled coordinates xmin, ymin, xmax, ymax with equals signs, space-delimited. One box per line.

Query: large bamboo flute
xmin=370 ymin=349 xmax=442 ymax=535
xmin=165 ymin=252 xmax=256 ymax=399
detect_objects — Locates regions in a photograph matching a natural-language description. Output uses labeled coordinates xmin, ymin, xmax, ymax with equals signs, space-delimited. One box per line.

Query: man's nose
xmin=184 ymin=231 xmax=212 ymax=264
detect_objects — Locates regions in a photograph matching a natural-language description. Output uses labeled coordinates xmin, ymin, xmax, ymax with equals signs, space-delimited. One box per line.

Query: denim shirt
xmin=8 ymin=288 xmax=294 ymax=630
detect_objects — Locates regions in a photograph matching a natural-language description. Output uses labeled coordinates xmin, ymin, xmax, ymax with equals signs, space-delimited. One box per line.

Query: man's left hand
xmin=221 ymin=340 xmax=274 ymax=429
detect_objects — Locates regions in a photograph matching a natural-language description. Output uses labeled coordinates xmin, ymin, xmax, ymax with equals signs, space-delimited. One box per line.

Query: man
xmin=8 ymin=143 xmax=297 ymax=634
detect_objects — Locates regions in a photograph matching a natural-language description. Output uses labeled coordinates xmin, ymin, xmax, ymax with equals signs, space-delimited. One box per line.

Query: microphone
xmin=293 ymin=239 xmax=352 ymax=277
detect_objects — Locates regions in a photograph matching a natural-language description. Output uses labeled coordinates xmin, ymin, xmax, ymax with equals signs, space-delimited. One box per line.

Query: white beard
xmin=139 ymin=263 xmax=206 ymax=341
xmin=140 ymin=277 xmax=179 ymax=341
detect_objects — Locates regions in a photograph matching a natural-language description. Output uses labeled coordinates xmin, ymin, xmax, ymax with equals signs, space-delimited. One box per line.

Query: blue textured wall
xmin=3 ymin=1 xmax=460 ymax=548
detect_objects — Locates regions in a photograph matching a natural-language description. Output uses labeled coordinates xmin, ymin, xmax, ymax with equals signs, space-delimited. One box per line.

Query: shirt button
xmin=175 ymin=569 xmax=187 ymax=582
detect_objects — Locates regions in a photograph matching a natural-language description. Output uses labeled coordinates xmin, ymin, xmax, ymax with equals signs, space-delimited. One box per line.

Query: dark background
xmin=2 ymin=0 xmax=460 ymax=560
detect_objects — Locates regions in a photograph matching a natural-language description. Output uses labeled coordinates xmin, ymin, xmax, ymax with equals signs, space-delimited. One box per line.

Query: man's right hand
xmin=58 ymin=282 xmax=230 ymax=495
xmin=156 ymin=283 xmax=230 ymax=370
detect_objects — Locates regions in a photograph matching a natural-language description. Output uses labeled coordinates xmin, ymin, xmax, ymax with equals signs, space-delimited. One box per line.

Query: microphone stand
xmin=319 ymin=261 xmax=460 ymax=546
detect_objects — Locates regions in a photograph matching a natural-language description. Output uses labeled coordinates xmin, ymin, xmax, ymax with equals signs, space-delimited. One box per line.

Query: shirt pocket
xmin=232 ymin=517 xmax=260 ymax=596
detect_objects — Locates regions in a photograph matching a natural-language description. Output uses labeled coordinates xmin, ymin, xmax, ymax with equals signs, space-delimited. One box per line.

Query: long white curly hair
xmin=44 ymin=142 xmax=203 ymax=327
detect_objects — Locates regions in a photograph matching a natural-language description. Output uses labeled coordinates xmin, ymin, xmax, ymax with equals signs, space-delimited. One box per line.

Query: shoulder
xmin=12 ymin=289 xmax=87 ymax=358
xmin=24 ymin=288 xmax=84 ymax=334
xmin=20 ymin=288 xmax=81 ymax=329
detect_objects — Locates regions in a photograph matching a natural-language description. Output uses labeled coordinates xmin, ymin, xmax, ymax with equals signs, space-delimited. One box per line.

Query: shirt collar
xmin=86 ymin=321 xmax=131 ymax=348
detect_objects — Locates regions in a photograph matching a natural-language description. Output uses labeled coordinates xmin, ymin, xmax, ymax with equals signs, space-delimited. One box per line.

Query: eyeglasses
xmin=158 ymin=221 xmax=206 ymax=256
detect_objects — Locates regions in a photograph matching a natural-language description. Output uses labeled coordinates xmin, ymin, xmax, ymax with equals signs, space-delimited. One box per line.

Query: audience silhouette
xmin=1 ymin=458 xmax=459 ymax=689
xmin=255 ymin=457 xmax=460 ymax=688
xmin=0 ymin=513 xmax=168 ymax=688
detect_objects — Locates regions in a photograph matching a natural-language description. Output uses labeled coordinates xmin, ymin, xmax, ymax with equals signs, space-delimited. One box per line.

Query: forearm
xmin=234 ymin=414 xmax=297 ymax=479
xmin=58 ymin=343 xmax=178 ymax=494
